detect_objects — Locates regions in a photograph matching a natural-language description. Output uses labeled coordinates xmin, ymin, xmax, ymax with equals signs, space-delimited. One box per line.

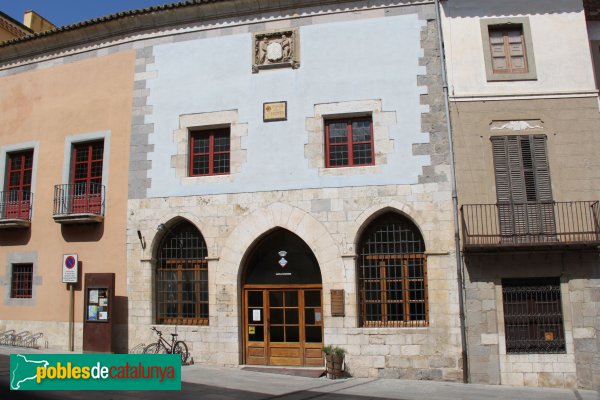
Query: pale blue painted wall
xmin=146 ymin=14 xmax=429 ymax=197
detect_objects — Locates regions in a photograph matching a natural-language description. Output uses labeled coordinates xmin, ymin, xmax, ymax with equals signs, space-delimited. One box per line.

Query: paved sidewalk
xmin=181 ymin=363 xmax=600 ymax=400
xmin=1 ymin=346 xmax=599 ymax=400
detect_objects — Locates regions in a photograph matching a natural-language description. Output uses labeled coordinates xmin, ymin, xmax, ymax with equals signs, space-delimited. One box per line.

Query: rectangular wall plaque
xmin=331 ymin=289 xmax=345 ymax=317
xmin=263 ymin=101 xmax=287 ymax=122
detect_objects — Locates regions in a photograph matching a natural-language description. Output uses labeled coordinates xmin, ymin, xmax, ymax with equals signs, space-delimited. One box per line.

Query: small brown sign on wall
xmin=263 ymin=101 xmax=287 ymax=122
xmin=331 ymin=289 xmax=345 ymax=317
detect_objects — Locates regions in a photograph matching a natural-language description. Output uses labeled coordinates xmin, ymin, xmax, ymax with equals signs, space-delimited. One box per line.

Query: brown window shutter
xmin=531 ymin=135 xmax=552 ymax=202
xmin=491 ymin=137 xmax=511 ymax=203
xmin=531 ymin=135 xmax=556 ymax=235
xmin=491 ymin=136 xmax=516 ymax=236
xmin=491 ymin=134 xmax=555 ymax=241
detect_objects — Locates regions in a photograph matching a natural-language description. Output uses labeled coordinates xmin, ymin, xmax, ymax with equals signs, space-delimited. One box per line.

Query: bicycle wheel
xmin=172 ymin=341 xmax=189 ymax=364
xmin=143 ymin=343 xmax=168 ymax=354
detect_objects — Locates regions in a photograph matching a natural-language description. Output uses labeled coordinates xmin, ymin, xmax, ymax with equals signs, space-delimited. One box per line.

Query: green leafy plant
xmin=323 ymin=345 xmax=345 ymax=356
xmin=333 ymin=346 xmax=346 ymax=357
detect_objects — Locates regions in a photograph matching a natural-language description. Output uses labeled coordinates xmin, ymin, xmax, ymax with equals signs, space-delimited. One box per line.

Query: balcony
xmin=0 ymin=191 xmax=33 ymax=228
xmin=461 ymin=201 xmax=600 ymax=252
xmin=53 ymin=183 xmax=105 ymax=224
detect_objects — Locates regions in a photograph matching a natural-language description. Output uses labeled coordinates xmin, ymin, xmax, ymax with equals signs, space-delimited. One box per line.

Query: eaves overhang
xmin=0 ymin=0 xmax=432 ymax=65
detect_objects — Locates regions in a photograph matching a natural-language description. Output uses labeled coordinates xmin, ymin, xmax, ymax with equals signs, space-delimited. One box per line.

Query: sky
xmin=1 ymin=0 xmax=178 ymax=27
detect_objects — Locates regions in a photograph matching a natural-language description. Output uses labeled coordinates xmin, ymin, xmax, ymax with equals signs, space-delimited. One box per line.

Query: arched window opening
xmin=357 ymin=213 xmax=428 ymax=327
xmin=156 ymin=220 xmax=208 ymax=325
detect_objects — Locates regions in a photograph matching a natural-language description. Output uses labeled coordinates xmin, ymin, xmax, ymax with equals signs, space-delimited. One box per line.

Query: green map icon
xmin=9 ymin=353 xmax=181 ymax=391
xmin=10 ymin=354 xmax=49 ymax=390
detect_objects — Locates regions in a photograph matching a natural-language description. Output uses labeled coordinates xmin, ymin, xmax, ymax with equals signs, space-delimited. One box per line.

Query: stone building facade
xmin=442 ymin=0 xmax=600 ymax=390
xmin=0 ymin=0 xmax=464 ymax=379
xmin=125 ymin=0 xmax=463 ymax=380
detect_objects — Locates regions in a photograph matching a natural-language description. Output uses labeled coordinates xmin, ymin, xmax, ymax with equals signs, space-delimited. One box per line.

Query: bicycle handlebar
xmin=151 ymin=326 xmax=162 ymax=336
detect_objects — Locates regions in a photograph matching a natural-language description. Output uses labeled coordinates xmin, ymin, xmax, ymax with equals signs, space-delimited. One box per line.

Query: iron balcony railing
xmin=0 ymin=190 xmax=33 ymax=221
xmin=53 ymin=183 xmax=105 ymax=217
xmin=461 ymin=201 xmax=600 ymax=251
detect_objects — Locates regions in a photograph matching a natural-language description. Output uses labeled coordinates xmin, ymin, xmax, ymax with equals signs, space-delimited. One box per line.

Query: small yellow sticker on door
xmin=544 ymin=332 xmax=554 ymax=341
xmin=249 ymin=326 xmax=255 ymax=335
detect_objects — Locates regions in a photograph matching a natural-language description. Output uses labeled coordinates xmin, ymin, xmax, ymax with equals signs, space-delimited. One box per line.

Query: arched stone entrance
xmin=241 ymin=228 xmax=323 ymax=366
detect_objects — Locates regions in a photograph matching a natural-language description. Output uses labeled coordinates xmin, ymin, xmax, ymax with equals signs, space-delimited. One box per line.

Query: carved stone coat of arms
xmin=252 ymin=29 xmax=300 ymax=72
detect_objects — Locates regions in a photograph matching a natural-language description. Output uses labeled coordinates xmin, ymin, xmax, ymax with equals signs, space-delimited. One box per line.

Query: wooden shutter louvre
xmin=491 ymin=137 xmax=515 ymax=238
xmin=519 ymin=137 xmax=541 ymax=236
xmin=491 ymin=134 xmax=556 ymax=245
xmin=506 ymin=136 xmax=528 ymax=238
xmin=531 ymin=135 xmax=556 ymax=239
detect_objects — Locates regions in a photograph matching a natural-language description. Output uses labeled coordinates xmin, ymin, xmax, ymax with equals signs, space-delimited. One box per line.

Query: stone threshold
xmin=241 ymin=366 xmax=326 ymax=378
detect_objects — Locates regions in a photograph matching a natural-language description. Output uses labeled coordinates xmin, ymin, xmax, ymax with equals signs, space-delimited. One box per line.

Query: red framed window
xmin=70 ymin=141 xmax=104 ymax=214
xmin=4 ymin=150 xmax=33 ymax=219
xmin=189 ymin=129 xmax=230 ymax=176
xmin=11 ymin=263 xmax=33 ymax=298
xmin=325 ymin=117 xmax=373 ymax=167
xmin=72 ymin=141 xmax=104 ymax=186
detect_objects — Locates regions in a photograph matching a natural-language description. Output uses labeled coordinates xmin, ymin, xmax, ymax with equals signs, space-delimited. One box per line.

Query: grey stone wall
xmin=416 ymin=15 xmax=449 ymax=184
xmin=127 ymin=182 xmax=462 ymax=380
xmin=129 ymin=46 xmax=156 ymax=199
xmin=464 ymin=252 xmax=600 ymax=389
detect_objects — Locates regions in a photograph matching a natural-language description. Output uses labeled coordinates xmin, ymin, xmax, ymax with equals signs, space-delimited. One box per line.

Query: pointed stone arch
xmin=153 ymin=217 xmax=210 ymax=325
xmin=219 ymin=202 xmax=343 ymax=286
xmin=355 ymin=210 xmax=428 ymax=327
xmin=148 ymin=213 xmax=217 ymax=260
xmin=349 ymin=202 xmax=430 ymax=254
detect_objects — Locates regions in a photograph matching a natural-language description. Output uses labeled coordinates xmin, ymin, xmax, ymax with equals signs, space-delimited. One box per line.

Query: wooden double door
xmin=243 ymin=285 xmax=323 ymax=366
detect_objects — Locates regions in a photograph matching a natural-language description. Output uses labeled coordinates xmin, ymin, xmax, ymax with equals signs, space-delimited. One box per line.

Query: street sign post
xmin=63 ymin=253 xmax=79 ymax=352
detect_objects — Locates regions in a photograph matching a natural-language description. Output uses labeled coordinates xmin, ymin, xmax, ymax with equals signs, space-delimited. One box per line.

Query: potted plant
xmin=323 ymin=345 xmax=345 ymax=379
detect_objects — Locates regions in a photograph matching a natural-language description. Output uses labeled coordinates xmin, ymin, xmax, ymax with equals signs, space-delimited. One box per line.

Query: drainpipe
xmin=434 ymin=0 xmax=469 ymax=383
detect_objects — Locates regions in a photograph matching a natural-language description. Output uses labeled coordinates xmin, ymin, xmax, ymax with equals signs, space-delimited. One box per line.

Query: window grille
xmin=358 ymin=213 xmax=428 ymax=327
xmin=502 ymin=277 xmax=565 ymax=354
xmin=189 ymin=128 xmax=230 ymax=176
xmin=11 ymin=263 xmax=33 ymax=298
xmin=156 ymin=221 xmax=208 ymax=325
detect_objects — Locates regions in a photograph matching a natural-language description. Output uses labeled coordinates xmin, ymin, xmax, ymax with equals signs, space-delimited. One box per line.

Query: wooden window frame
xmin=488 ymin=26 xmax=528 ymax=75
xmin=156 ymin=222 xmax=209 ymax=326
xmin=6 ymin=150 xmax=33 ymax=193
xmin=357 ymin=214 xmax=429 ymax=328
xmin=189 ymin=128 xmax=231 ymax=177
xmin=4 ymin=150 xmax=33 ymax=220
xmin=157 ymin=260 xmax=208 ymax=326
xmin=360 ymin=254 xmax=428 ymax=327
xmin=10 ymin=263 xmax=33 ymax=299
xmin=325 ymin=117 xmax=374 ymax=168
xmin=71 ymin=141 xmax=104 ymax=186
xmin=481 ymin=18 xmax=537 ymax=81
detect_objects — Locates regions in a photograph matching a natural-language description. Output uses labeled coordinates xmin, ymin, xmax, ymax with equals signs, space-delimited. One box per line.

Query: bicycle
xmin=143 ymin=326 xmax=189 ymax=364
